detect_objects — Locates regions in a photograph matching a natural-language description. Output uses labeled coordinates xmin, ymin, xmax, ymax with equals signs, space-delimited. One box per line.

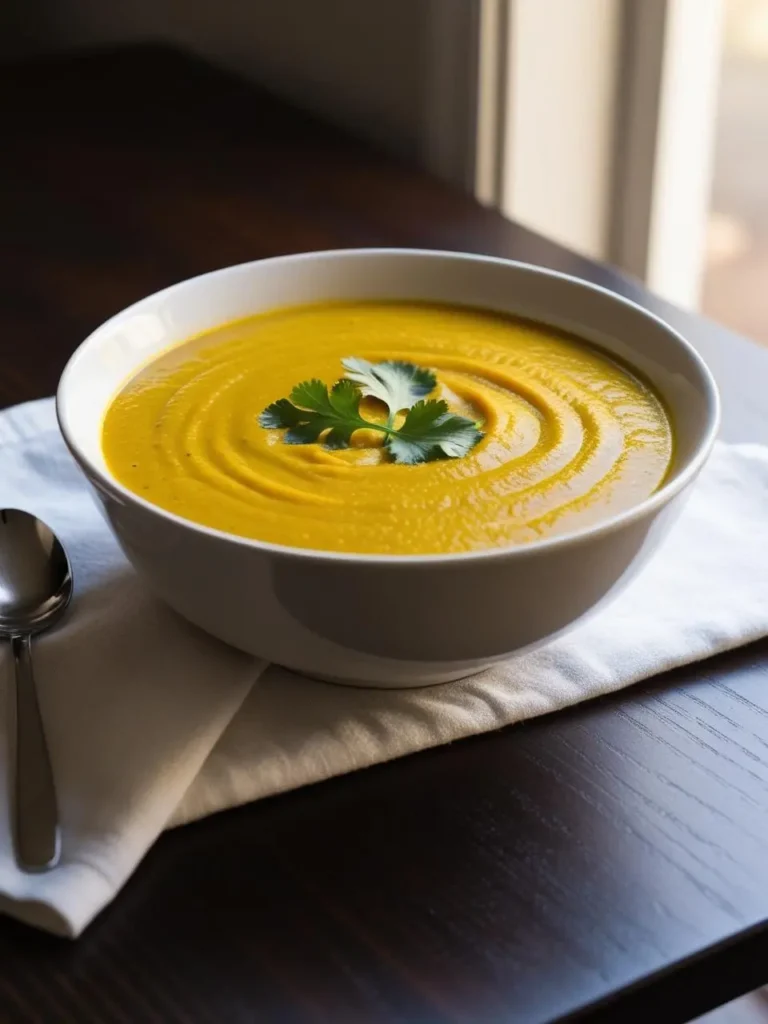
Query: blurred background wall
xmin=4 ymin=0 xmax=768 ymax=345
xmin=0 ymin=0 xmax=477 ymax=184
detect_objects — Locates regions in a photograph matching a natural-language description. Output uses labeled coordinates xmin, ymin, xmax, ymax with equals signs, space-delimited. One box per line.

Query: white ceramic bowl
xmin=57 ymin=249 xmax=719 ymax=687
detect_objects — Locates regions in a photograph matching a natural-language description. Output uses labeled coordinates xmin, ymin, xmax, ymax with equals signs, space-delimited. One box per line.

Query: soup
xmin=102 ymin=301 xmax=673 ymax=554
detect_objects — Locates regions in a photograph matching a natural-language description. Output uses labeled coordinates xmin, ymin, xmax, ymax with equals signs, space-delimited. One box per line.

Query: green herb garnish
xmin=384 ymin=399 xmax=483 ymax=464
xmin=259 ymin=359 xmax=483 ymax=465
xmin=341 ymin=357 xmax=436 ymax=428
xmin=260 ymin=379 xmax=374 ymax=450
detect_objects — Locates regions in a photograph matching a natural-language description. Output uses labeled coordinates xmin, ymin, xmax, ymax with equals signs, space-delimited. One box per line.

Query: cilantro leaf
xmin=259 ymin=378 xmax=371 ymax=449
xmin=260 ymin=359 xmax=484 ymax=464
xmin=259 ymin=398 xmax=304 ymax=429
xmin=342 ymin=358 xmax=436 ymax=419
xmin=385 ymin=400 xmax=483 ymax=465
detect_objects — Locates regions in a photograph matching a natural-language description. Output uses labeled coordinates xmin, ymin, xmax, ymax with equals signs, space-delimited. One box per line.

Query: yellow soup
xmin=102 ymin=301 xmax=673 ymax=554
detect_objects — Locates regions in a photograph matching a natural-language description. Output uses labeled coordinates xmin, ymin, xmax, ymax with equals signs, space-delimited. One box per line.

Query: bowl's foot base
xmin=277 ymin=663 xmax=494 ymax=690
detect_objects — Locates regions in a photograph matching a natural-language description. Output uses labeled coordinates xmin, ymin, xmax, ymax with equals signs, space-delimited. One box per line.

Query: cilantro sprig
xmin=259 ymin=359 xmax=483 ymax=465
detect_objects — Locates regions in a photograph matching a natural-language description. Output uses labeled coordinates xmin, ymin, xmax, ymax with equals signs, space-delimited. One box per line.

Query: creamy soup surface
xmin=102 ymin=301 xmax=674 ymax=554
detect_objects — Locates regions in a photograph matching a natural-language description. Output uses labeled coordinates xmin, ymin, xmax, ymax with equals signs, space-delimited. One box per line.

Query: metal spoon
xmin=0 ymin=509 xmax=72 ymax=871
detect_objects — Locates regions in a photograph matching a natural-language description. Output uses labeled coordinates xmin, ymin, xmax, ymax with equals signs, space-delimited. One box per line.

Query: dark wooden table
xmin=2 ymin=45 xmax=768 ymax=1024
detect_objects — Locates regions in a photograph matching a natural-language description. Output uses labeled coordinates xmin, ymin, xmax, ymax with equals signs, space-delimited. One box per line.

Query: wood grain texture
xmin=1 ymin=45 xmax=768 ymax=1024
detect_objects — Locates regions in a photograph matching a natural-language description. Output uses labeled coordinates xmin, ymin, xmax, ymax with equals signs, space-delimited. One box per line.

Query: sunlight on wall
xmin=702 ymin=0 xmax=768 ymax=343
xmin=724 ymin=0 xmax=768 ymax=54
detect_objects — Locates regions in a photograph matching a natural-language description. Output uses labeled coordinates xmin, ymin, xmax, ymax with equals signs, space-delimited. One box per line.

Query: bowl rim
xmin=56 ymin=247 xmax=721 ymax=567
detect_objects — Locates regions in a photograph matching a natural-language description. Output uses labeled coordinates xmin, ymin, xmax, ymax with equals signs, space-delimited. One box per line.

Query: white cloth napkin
xmin=2 ymin=398 xmax=768 ymax=937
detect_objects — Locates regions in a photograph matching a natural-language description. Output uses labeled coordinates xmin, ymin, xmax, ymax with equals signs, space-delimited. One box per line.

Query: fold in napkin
xmin=1 ymin=398 xmax=768 ymax=937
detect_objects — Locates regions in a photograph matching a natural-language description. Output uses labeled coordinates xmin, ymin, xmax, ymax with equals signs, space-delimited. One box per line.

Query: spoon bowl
xmin=0 ymin=509 xmax=73 ymax=871
xmin=0 ymin=510 xmax=72 ymax=636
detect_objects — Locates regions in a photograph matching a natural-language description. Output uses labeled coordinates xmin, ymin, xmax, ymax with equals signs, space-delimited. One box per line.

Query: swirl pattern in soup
xmin=102 ymin=301 xmax=673 ymax=554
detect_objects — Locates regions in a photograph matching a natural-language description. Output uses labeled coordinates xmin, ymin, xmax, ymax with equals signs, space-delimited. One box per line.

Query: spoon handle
xmin=12 ymin=634 xmax=60 ymax=871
